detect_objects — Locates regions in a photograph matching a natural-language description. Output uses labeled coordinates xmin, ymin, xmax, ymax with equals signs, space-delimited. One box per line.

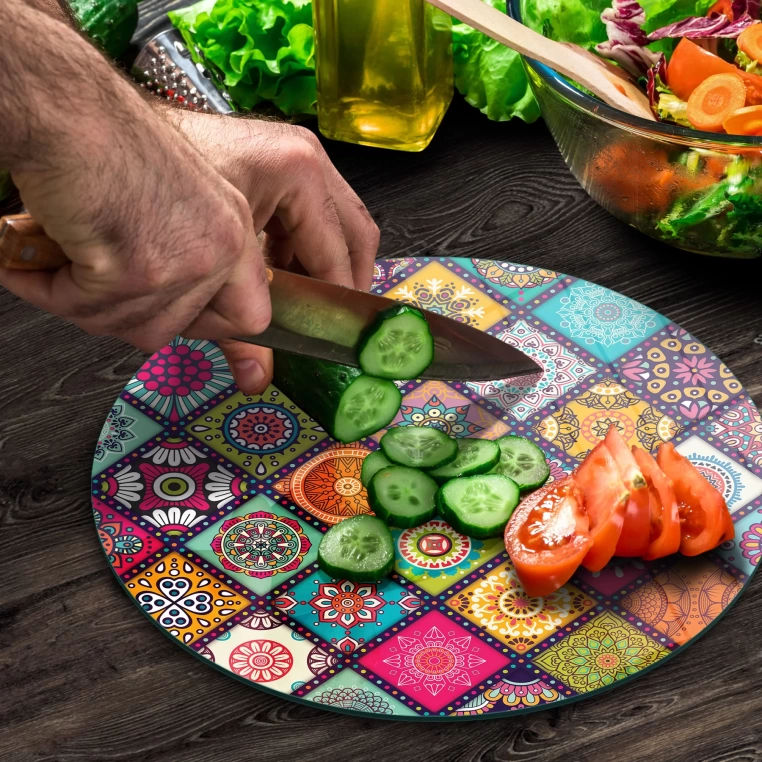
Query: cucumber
xmin=437 ymin=474 xmax=520 ymax=539
xmin=380 ymin=426 xmax=458 ymax=470
xmin=68 ymin=0 xmax=138 ymax=59
xmin=490 ymin=435 xmax=551 ymax=493
xmin=368 ymin=466 xmax=438 ymax=528
xmin=357 ymin=305 xmax=434 ymax=380
xmin=428 ymin=438 xmax=501 ymax=483
xmin=273 ymin=351 xmax=402 ymax=444
xmin=317 ymin=515 xmax=395 ymax=582
xmin=361 ymin=450 xmax=392 ymax=488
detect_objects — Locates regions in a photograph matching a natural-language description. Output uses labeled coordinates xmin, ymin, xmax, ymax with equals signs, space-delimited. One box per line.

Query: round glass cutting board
xmin=91 ymin=257 xmax=761 ymax=720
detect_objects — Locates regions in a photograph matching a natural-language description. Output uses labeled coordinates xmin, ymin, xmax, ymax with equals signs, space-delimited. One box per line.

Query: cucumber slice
xmin=361 ymin=451 xmax=392 ymax=488
xmin=428 ymin=438 xmax=501 ymax=483
xmin=380 ymin=427 xmax=458 ymax=470
xmin=357 ymin=305 xmax=434 ymax=380
xmin=438 ymin=474 xmax=520 ymax=539
xmin=368 ymin=466 xmax=438 ymax=528
xmin=317 ymin=515 xmax=395 ymax=582
xmin=490 ymin=435 xmax=551 ymax=493
xmin=273 ymin=351 xmax=402 ymax=444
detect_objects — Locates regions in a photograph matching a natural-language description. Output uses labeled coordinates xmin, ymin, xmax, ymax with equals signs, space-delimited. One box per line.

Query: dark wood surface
xmin=3 ymin=4 xmax=762 ymax=761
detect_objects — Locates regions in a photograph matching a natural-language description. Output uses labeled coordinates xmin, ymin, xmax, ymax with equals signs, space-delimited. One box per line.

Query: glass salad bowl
xmin=510 ymin=0 xmax=762 ymax=258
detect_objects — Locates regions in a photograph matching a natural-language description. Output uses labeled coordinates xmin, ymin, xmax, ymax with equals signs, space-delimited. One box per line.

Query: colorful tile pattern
xmin=95 ymin=258 xmax=758 ymax=720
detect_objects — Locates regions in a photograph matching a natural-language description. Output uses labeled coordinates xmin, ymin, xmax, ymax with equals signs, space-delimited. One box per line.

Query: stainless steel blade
xmin=236 ymin=268 xmax=542 ymax=382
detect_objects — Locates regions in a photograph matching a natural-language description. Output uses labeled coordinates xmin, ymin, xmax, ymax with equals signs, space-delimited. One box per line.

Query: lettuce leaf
xmin=169 ymin=0 xmax=317 ymax=115
xmin=453 ymin=0 xmax=540 ymax=122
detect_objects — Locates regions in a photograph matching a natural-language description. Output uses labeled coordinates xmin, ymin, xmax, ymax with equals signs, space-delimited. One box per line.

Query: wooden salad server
xmin=426 ymin=0 xmax=656 ymax=120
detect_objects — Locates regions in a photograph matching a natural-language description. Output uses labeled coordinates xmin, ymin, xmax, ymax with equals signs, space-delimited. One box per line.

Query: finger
xmin=219 ymin=339 xmax=273 ymax=396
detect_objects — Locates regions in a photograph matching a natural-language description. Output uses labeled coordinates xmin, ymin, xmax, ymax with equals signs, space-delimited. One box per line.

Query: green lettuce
xmin=453 ymin=0 xmax=540 ymax=122
xmin=521 ymin=0 xmax=611 ymax=49
xmin=736 ymin=49 xmax=760 ymax=72
xmin=169 ymin=0 xmax=317 ymax=115
xmin=0 ymin=170 xmax=12 ymax=202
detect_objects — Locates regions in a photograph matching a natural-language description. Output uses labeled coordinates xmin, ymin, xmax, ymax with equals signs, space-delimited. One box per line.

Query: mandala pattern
xmin=210 ymin=511 xmax=311 ymax=578
xmin=676 ymin=436 xmax=762 ymax=514
xmin=622 ymin=557 xmax=743 ymax=645
xmin=709 ymin=398 xmax=762 ymax=466
xmin=391 ymin=261 xmax=510 ymax=329
xmin=454 ymin=669 xmax=562 ymax=715
xmin=378 ymin=381 xmax=509 ymax=442
xmin=534 ymin=282 xmax=668 ymax=363
xmin=359 ymin=611 xmax=509 ymax=712
xmin=535 ymin=611 xmax=669 ymax=693
xmin=126 ymin=553 xmax=248 ymax=644
xmin=448 ymin=561 xmax=595 ymax=653
xmin=186 ymin=388 xmax=327 ymax=479
xmin=616 ymin=329 xmax=741 ymax=422
xmin=470 ymin=260 xmax=559 ymax=302
xmin=275 ymin=571 xmax=420 ymax=653
xmin=275 ymin=446 xmax=373 ymax=525
xmin=97 ymin=258 xmax=758 ymax=719
xmin=536 ymin=378 xmax=681 ymax=460
xmin=125 ymin=339 xmax=233 ymax=421
xmin=93 ymin=499 xmax=161 ymax=576
xmin=186 ymin=495 xmax=321 ymax=595
xmin=467 ymin=320 xmax=596 ymax=421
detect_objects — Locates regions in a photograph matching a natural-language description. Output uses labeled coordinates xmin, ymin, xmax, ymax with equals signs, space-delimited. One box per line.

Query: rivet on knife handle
xmin=0 ymin=213 xmax=69 ymax=270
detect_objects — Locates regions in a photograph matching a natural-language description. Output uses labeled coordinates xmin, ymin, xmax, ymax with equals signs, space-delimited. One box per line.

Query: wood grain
xmin=2 ymin=5 xmax=762 ymax=760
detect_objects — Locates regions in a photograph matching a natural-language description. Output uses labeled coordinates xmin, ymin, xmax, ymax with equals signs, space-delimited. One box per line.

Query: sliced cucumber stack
xmin=491 ymin=435 xmax=551 ymax=493
xmin=438 ymin=474 xmax=520 ymax=539
xmin=318 ymin=515 xmax=395 ymax=582
xmin=361 ymin=450 xmax=392 ymax=488
xmin=273 ymin=352 xmax=401 ymax=444
xmin=358 ymin=305 xmax=434 ymax=380
xmin=368 ymin=466 xmax=438 ymax=528
xmin=380 ymin=426 xmax=458 ymax=470
xmin=428 ymin=438 xmax=501 ymax=483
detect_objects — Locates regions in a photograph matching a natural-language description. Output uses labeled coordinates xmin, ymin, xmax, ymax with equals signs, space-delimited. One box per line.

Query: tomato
xmin=575 ymin=441 xmax=629 ymax=572
xmin=505 ymin=476 xmax=591 ymax=598
xmin=656 ymin=442 xmax=727 ymax=555
xmin=632 ymin=446 xmax=681 ymax=560
xmin=720 ymin=503 xmax=735 ymax=544
xmin=668 ymin=39 xmax=762 ymax=105
xmin=604 ymin=426 xmax=651 ymax=557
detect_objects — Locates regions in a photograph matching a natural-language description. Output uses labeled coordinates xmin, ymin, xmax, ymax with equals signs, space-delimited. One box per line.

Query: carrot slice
xmin=722 ymin=104 xmax=762 ymax=135
xmin=687 ymin=73 xmax=746 ymax=132
xmin=739 ymin=22 xmax=762 ymax=65
xmin=668 ymin=39 xmax=738 ymax=102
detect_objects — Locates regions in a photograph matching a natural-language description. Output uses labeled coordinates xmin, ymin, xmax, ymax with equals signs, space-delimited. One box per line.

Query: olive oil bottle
xmin=312 ymin=0 xmax=453 ymax=151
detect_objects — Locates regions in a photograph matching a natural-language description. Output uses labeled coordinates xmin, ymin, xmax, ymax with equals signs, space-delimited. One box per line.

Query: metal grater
xmin=132 ymin=29 xmax=235 ymax=115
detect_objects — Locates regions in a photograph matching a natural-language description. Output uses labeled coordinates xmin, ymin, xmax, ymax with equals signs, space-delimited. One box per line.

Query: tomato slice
xmin=656 ymin=442 xmax=727 ymax=555
xmin=505 ymin=476 xmax=591 ymax=597
xmin=720 ymin=503 xmax=735 ymax=544
xmin=632 ymin=446 xmax=681 ymax=560
xmin=604 ymin=427 xmax=650 ymax=557
xmin=575 ymin=441 xmax=629 ymax=572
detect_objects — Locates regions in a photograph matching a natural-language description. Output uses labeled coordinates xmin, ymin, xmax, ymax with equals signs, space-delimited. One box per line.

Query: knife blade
xmin=0 ymin=213 xmax=541 ymax=381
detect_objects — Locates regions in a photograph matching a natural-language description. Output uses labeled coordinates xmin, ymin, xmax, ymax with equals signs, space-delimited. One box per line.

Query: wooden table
xmin=3 ymin=4 xmax=762 ymax=761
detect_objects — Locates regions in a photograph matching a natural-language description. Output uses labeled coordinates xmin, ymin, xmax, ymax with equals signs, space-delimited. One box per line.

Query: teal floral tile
xmin=185 ymin=494 xmax=322 ymax=595
xmin=533 ymin=281 xmax=669 ymax=364
xmin=92 ymin=400 xmax=163 ymax=475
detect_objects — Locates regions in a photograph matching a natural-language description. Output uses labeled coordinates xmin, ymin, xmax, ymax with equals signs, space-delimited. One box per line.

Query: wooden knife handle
xmin=0 ymin=213 xmax=70 ymax=270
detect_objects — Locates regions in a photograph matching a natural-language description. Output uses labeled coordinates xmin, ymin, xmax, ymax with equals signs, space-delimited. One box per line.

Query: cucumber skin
xmin=429 ymin=439 xmax=501 ymax=484
xmin=273 ymin=351 xmax=400 ymax=444
xmin=69 ymin=0 xmax=138 ymax=59
xmin=356 ymin=304 xmax=434 ymax=380
xmin=317 ymin=543 xmax=395 ymax=583
xmin=492 ymin=435 xmax=551 ymax=493
xmin=437 ymin=475 xmax=520 ymax=540
xmin=367 ymin=467 xmax=438 ymax=529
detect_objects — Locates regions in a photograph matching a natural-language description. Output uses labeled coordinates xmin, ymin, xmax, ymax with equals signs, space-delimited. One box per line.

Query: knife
xmin=0 ymin=212 xmax=541 ymax=381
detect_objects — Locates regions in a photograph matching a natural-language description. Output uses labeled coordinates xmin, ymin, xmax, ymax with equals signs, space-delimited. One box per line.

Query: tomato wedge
xmin=604 ymin=426 xmax=650 ymax=557
xmin=656 ymin=442 xmax=727 ymax=555
xmin=632 ymin=446 xmax=681 ymax=560
xmin=720 ymin=502 xmax=735 ymax=544
xmin=505 ymin=476 xmax=591 ymax=598
xmin=575 ymin=441 xmax=629 ymax=572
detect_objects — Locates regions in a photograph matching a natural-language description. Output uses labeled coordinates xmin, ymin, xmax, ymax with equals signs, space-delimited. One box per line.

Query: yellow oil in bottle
xmin=312 ymin=0 xmax=453 ymax=151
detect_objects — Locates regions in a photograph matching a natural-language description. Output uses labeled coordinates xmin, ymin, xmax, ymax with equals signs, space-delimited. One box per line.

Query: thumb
xmin=218 ymin=339 xmax=273 ymax=396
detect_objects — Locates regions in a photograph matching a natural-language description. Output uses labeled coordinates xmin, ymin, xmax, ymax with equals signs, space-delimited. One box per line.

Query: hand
xmin=0 ymin=1 xmax=379 ymax=394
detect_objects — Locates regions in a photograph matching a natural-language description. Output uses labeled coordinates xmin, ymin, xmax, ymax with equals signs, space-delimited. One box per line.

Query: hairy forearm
xmin=23 ymin=0 xmax=72 ymax=25
xmin=0 ymin=0 xmax=155 ymax=173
